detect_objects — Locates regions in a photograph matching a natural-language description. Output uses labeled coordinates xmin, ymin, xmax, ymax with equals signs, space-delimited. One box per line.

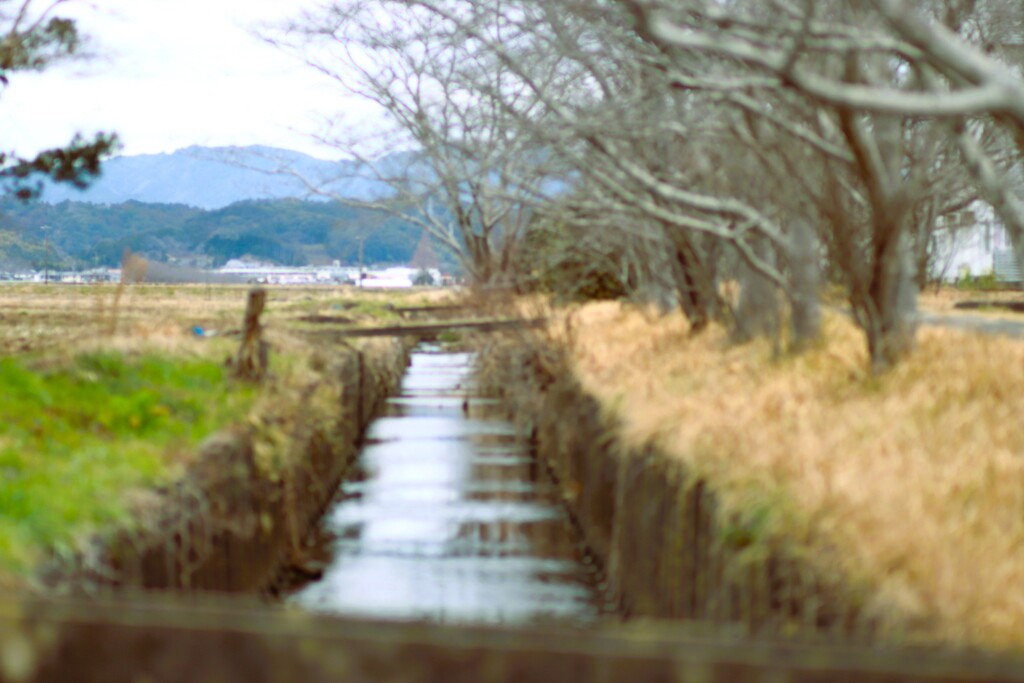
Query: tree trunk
xmin=786 ymin=219 xmax=822 ymax=351
xmin=671 ymin=234 xmax=719 ymax=332
xmin=733 ymin=238 xmax=779 ymax=344
xmin=911 ymin=203 xmax=937 ymax=290
xmin=859 ymin=231 xmax=918 ymax=372
xmin=231 ymin=288 xmax=269 ymax=382
xmin=464 ymin=233 xmax=496 ymax=285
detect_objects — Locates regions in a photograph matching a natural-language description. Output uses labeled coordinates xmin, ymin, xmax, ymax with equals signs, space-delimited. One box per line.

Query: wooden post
xmin=231 ymin=288 xmax=268 ymax=382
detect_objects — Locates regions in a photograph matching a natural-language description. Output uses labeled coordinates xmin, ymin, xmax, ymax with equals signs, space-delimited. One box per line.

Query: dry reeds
xmin=547 ymin=300 xmax=1024 ymax=650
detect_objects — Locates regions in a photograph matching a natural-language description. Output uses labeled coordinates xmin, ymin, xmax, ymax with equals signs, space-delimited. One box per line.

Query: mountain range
xmin=0 ymin=145 xmax=465 ymax=272
xmin=40 ymin=145 xmax=407 ymax=210
xmin=0 ymin=145 xmax=461 ymax=270
xmin=0 ymin=195 xmax=460 ymax=271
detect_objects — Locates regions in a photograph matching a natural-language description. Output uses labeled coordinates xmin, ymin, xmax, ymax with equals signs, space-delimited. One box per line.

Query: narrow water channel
xmin=289 ymin=344 xmax=604 ymax=624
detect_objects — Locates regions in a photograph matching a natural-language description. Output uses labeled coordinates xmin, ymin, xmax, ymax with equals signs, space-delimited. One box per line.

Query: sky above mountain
xmin=0 ymin=0 xmax=370 ymax=160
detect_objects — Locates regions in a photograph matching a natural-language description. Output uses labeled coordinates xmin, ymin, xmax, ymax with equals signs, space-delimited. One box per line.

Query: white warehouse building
xmin=929 ymin=207 xmax=1020 ymax=284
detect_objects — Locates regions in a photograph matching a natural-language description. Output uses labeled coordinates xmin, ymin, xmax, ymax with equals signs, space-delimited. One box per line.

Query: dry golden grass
xmin=549 ymin=300 xmax=1024 ymax=650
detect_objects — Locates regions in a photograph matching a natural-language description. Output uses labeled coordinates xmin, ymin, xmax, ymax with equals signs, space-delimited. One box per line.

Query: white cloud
xmin=0 ymin=0 xmax=371 ymax=159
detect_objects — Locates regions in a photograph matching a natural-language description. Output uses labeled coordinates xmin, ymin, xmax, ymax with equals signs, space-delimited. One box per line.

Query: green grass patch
xmin=0 ymin=352 xmax=256 ymax=576
xmin=437 ymin=330 xmax=461 ymax=344
xmin=956 ymin=270 xmax=1002 ymax=291
xmin=347 ymin=299 xmax=401 ymax=322
xmin=282 ymin=296 xmax=403 ymax=324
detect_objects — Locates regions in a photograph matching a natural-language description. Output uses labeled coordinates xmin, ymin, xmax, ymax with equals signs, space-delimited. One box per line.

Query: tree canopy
xmin=0 ymin=0 xmax=117 ymax=200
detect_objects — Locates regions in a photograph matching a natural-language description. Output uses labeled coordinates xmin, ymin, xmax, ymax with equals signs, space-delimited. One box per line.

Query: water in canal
xmin=289 ymin=345 xmax=603 ymax=624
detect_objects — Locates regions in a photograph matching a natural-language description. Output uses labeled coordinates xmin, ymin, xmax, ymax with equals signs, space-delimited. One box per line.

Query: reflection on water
xmin=290 ymin=346 xmax=603 ymax=624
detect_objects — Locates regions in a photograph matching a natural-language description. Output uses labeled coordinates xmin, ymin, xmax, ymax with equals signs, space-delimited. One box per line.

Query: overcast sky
xmin=0 ymin=0 xmax=365 ymax=159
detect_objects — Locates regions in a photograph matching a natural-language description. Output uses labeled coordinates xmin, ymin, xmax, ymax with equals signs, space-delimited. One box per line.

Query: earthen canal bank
xmin=56 ymin=338 xmax=411 ymax=594
xmin=479 ymin=332 xmax=877 ymax=640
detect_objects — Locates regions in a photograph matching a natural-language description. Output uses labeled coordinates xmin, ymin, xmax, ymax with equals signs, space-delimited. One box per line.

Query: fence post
xmin=231 ymin=288 xmax=268 ymax=382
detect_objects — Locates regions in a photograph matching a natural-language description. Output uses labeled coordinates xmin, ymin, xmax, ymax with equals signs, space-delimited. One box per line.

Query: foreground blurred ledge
xmin=3 ymin=593 xmax=1024 ymax=683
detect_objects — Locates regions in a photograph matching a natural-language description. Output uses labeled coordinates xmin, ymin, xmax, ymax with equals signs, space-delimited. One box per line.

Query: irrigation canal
xmin=289 ymin=344 xmax=606 ymax=624
xmin=16 ymin=341 xmax=1024 ymax=682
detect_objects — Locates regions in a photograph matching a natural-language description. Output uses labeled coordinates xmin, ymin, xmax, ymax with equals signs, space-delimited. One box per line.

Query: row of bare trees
xmin=276 ymin=0 xmax=1024 ymax=370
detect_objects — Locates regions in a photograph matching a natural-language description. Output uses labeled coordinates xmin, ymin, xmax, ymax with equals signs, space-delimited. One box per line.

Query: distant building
xmin=360 ymin=266 xmax=441 ymax=288
xmin=929 ymin=207 xmax=1020 ymax=284
xmin=212 ymin=259 xmax=446 ymax=288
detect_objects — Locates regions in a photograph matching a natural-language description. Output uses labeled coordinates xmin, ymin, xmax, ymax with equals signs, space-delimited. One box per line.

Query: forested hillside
xmin=0 ymin=198 xmax=451 ymax=269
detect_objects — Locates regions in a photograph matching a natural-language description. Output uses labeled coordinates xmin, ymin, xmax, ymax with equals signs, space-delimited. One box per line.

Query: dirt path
xmin=918 ymin=310 xmax=1024 ymax=338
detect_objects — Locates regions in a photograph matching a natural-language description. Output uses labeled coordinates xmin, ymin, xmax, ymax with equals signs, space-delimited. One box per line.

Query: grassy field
xmin=0 ymin=282 xmax=448 ymax=356
xmin=0 ymin=353 xmax=256 ymax=577
xmin=541 ymin=297 xmax=1024 ymax=651
xmin=0 ymin=283 xmax=451 ymax=585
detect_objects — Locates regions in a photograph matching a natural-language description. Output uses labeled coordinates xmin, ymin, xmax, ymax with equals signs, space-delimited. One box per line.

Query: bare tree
xmin=616 ymin=0 xmax=994 ymax=368
xmin=270 ymin=1 xmax=560 ymax=284
xmin=411 ymin=0 xmax=812 ymax=334
xmin=875 ymin=0 xmax=1024 ymax=280
xmin=278 ymin=0 xmax=1024 ymax=368
xmin=622 ymin=1 xmax=1024 ymax=289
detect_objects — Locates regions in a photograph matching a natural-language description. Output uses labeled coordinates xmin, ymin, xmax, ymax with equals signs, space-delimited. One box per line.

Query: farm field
xmin=0 ymin=283 xmax=451 ymax=585
xmin=0 ymin=283 xmax=452 ymax=356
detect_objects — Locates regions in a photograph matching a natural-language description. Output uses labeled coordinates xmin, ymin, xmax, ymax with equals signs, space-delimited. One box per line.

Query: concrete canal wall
xmin=7 ymin=594 xmax=1024 ymax=683
xmin=480 ymin=335 xmax=875 ymax=639
xmin=57 ymin=340 xmax=409 ymax=594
